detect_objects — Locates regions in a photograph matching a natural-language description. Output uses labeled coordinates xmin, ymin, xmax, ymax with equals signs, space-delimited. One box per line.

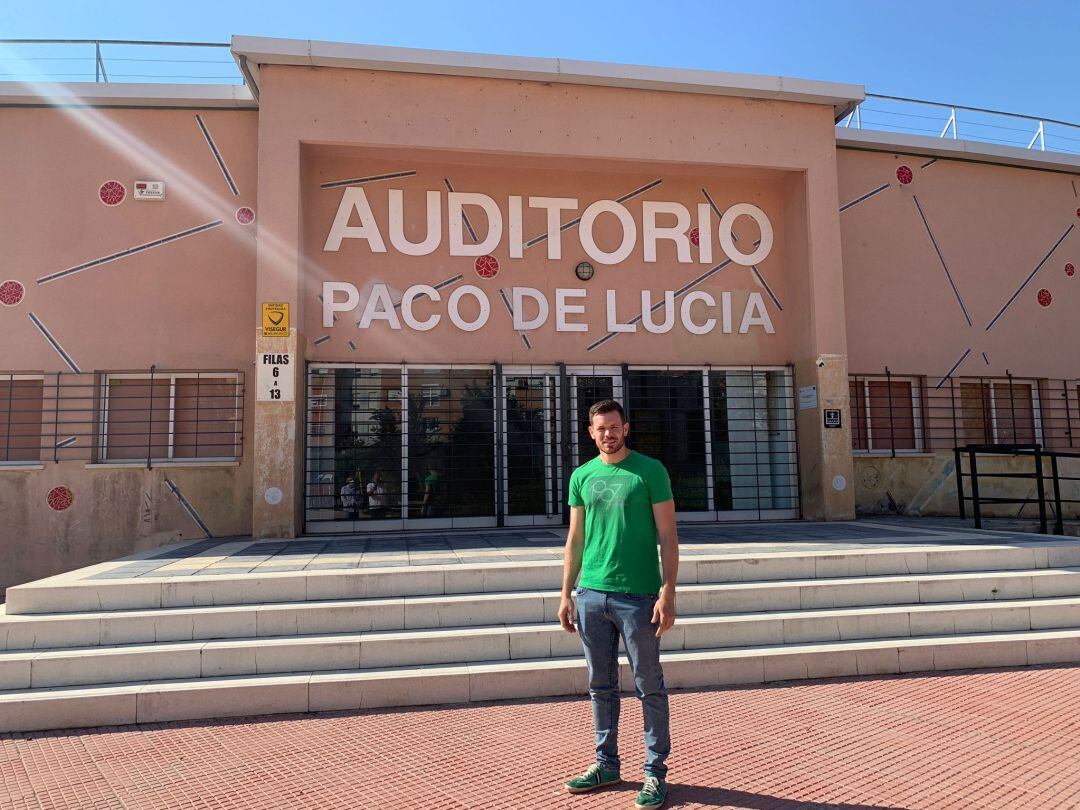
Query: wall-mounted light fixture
xmin=575 ymin=261 xmax=595 ymax=281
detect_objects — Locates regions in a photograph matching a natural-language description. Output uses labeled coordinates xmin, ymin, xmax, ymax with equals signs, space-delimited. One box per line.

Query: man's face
xmin=588 ymin=410 xmax=629 ymax=455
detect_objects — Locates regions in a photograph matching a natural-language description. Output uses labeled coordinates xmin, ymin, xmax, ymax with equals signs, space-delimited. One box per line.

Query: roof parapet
xmin=0 ymin=81 xmax=256 ymax=109
xmin=230 ymin=35 xmax=864 ymax=121
xmin=837 ymin=127 xmax=1080 ymax=174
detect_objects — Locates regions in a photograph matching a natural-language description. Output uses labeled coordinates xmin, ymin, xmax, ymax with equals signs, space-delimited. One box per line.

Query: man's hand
xmin=558 ymin=595 xmax=577 ymax=634
xmin=651 ymin=587 xmax=676 ymax=637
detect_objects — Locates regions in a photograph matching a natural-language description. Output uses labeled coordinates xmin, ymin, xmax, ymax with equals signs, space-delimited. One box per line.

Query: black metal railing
xmin=0 ymin=369 xmax=245 ymax=466
xmin=850 ymin=370 xmax=1078 ymax=456
xmin=954 ymin=444 xmax=1080 ymax=534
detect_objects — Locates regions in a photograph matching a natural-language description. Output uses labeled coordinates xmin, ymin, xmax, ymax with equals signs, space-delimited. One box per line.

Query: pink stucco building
xmin=2 ymin=36 xmax=1078 ymax=593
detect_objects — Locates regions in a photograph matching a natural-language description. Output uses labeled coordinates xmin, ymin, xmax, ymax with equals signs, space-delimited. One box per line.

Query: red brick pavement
xmin=3 ymin=665 xmax=1080 ymax=809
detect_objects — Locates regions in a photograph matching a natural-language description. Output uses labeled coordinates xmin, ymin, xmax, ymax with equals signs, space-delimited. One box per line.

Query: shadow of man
xmin=640 ymin=783 xmax=909 ymax=810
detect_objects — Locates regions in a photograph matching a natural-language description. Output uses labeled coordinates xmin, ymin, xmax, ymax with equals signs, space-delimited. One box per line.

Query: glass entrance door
xmin=625 ymin=368 xmax=710 ymax=516
xmin=501 ymin=366 xmax=562 ymax=526
xmin=709 ymin=368 xmax=799 ymax=519
xmin=304 ymin=364 xmax=405 ymax=533
xmin=405 ymin=366 xmax=496 ymax=528
xmin=304 ymin=363 xmax=798 ymax=533
xmin=305 ymin=364 xmax=497 ymax=533
xmin=568 ymin=366 xmax=624 ymax=466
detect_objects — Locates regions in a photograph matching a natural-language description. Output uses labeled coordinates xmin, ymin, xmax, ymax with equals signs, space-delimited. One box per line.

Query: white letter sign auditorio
xmin=317 ymin=181 xmax=783 ymax=341
xmin=579 ymin=200 xmax=636 ymax=265
xmin=718 ymin=203 xmax=773 ymax=266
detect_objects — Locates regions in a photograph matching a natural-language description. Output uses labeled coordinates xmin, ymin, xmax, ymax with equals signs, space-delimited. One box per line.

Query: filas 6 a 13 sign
xmin=257 ymin=353 xmax=294 ymax=402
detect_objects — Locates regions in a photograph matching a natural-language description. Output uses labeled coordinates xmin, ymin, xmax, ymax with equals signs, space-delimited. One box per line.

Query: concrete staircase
xmin=3 ymin=541 xmax=1080 ymax=732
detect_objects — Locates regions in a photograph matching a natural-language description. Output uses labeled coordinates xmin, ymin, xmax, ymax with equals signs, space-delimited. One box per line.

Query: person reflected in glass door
xmin=340 ymin=477 xmax=360 ymax=521
xmin=367 ymin=470 xmax=387 ymax=519
xmin=421 ymin=465 xmax=444 ymax=517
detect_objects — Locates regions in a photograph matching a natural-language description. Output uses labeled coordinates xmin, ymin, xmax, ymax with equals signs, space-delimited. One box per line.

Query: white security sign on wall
xmin=257 ymin=353 xmax=294 ymax=402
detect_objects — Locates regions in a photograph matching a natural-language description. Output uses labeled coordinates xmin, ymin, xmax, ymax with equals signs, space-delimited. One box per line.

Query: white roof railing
xmin=4 ymin=39 xmax=1078 ymax=159
xmin=0 ymin=39 xmax=241 ymax=85
xmin=840 ymin=94 xmax=1080 ymax=156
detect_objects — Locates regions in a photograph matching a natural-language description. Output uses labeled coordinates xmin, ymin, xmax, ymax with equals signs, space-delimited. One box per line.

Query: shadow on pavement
xmin=661 ymin=784 xmax=909 ymax=809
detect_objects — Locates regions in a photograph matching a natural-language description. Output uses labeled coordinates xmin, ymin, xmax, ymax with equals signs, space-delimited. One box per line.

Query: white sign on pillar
xmin=257 ymin=353 xmax=294 ymax=402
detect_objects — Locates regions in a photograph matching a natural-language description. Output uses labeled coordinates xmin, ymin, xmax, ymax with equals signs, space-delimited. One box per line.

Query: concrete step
xmin=10 ymin=543 xmax=1080 ymax=615
xmin=5 ymin=594 xmax=1080 ymax=689
xmin=3 ymin=626 xmax=1079 ymax=732
xmin=6 ymin=566 xmax=1080 ymax=651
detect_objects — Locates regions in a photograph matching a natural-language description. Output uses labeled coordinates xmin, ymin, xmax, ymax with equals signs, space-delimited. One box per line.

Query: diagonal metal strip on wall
xmin=37 ymin=221 xmax=223 ymax=285
xmin=27 ymin=312 xmax=81 ymax=372
xmin=985 ymin=224 xmax=1075 ymax=331
xmin=194 ymin=113 xmax=240 ymax=196
xmin=164 ymin=477 xmax=214 ymax=539
xmin=320 ymin=170 xmax=417 ymax=191
xmin=524 ymin=179 xmax=663 ymax=249
xmin=703 ymin=188 xmax=782 ymax=310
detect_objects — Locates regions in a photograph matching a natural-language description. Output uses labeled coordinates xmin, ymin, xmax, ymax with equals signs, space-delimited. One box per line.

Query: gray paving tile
xmin=200 ymin=567 xmax=256 ymax=575
xmin=143 ymin=570 xmax=200 ymax=577
xmin=254 ymin=564 xmax=309 ymax=572
xmin=454 ymin=556 xmax=511 ymax=564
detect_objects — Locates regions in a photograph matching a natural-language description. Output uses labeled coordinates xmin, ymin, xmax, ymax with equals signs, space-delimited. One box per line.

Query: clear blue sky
xmin=3 ymin=0 xmax=1079 ymax=123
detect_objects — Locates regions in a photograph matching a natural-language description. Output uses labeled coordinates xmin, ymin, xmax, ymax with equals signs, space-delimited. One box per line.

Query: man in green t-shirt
xmin=558 ymin=399 xmax=679 ymax=810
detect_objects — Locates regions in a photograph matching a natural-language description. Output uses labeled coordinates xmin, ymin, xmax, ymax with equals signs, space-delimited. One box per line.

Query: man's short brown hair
xmin=588 ymin=399 xmax=626 ymax=424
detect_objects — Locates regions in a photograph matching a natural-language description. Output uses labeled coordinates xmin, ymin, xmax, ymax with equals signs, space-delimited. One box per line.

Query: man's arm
xmin=557 ymin=506 xmax=586 ymax=634
xmin=651 ymin=499 xmax=679 ymax=637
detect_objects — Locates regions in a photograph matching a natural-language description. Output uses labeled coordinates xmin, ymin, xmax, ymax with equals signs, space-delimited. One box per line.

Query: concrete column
xmin=252 ymin=330 xmax=304 ymax=537
xmin=251 ymin=67 xmax=305 ymax=538
xmin=785 ymin=150 xmax=856 ymax=521
xmin=795 ymin=355 xmax=855 ymax=519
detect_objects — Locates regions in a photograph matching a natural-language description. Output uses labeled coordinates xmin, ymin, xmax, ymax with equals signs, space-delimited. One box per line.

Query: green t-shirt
xmin=568 ymin=450 xmax=673 ymax=595
xmin=424 ymin=472 xmax=442 ymax=500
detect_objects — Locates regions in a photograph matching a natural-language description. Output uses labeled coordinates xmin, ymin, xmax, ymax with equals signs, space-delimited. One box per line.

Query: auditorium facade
xmin=2 ymin=36 xmax=1078 ymax=591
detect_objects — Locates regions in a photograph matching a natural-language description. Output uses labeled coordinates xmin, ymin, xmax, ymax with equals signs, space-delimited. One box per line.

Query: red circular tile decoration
xmin=1037 ymin=288 xmax=1053 ymax=307
xmin=689 ymin=227 xmax=700 ymax=247
xmin=0 ymin=279 xmax=24 ymax=307
xmin=236 ymin=206 xmax=256 ymax=225
xmin=1066 ymin=262 xmax=1076 ymax=277
xmin=98 ymin=181 xmax=126 ymax=206
xmin=474 ymin=255 xmax=500 ymax=279
xmin=46 ymin=486 xmax=74 ymax=511
xmin=896 ymin=166 xmax=914 ymax=185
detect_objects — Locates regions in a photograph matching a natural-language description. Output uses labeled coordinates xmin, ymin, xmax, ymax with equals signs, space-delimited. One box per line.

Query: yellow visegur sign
xmin=261 ymin=302 xmax=289 ymax=337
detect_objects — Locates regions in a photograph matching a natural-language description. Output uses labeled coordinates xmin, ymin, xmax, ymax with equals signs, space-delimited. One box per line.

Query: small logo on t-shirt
xmin=590 ymin=477 xmax=626 ymax=506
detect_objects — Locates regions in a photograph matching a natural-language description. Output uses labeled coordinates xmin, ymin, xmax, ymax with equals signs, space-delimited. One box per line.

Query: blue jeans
xmin=575 ymin=586 xmax=670 ymax=779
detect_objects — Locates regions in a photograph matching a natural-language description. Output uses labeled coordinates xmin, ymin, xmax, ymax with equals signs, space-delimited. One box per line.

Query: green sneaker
xmin=564 ymin=762 xmax=621 ymax=794
xmin=635 ymin=776 xmax=667 ymax=809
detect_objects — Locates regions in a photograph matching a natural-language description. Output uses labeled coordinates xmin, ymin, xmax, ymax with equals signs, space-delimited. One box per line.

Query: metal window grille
xmin=849 ymin=371 xmax=1077 ymax=455
xmin=0 ymin=375 xmax=45 ymax=464
xmin=0 ymin=369 xmax=245 ymax=465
